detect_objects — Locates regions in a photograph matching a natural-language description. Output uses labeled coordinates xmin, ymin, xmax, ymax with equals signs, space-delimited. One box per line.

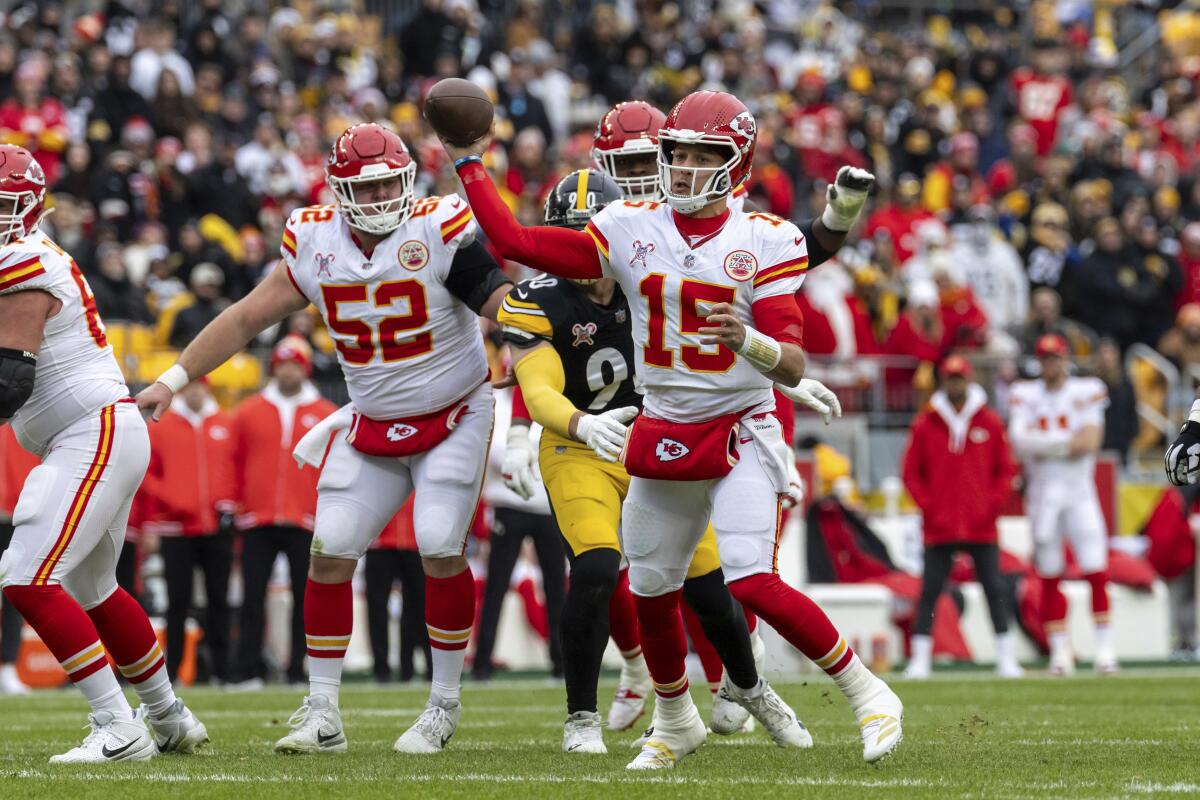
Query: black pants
xmin=915 ymin=542 xmax=1009 ymax=636
xmin=473 ymin=506 xmax=566 ymax=679
xmin=161 ymin=532 xmax=233 ymax=683
xmin=365 ymin=548 xmax=430 ymax=682
xmin=0 ymin=522 xmax=24 ymax=664
xmin=233 ymin=526 xmax=311 ymax=683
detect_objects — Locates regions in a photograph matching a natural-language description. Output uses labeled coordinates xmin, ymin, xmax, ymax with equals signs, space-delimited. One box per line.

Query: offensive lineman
xmin=502 ymin=169 xmax=808 ymax=754
xmin=136 ymin=123 xmax=513 ymax=754
xmin=1008 ymin=334 xmax=1118 ymax=674
xmin=446 ymin=90 xmax=903 ymax=769
xmin=0 ymin=144 xmax=207 ymax=762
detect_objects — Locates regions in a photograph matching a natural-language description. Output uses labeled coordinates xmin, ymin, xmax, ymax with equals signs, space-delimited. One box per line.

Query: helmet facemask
xmin=657 ymin=135 xmax=740 ymax=214
xmin=594 ymin=144 xmax=661 ymax=202
xmin=0 ymin=188 xmax=42 ymax=247
xmin=328 ymin=161 xmax=417 ymax=235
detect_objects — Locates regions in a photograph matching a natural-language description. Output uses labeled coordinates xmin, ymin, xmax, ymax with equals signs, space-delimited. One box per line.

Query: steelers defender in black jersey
xmin=498 ymin=170 xmax=806 ymax=755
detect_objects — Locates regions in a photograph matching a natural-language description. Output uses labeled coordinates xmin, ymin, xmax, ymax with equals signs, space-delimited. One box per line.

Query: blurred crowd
xmin=3 ymin=0 xmax=1200 ymax=458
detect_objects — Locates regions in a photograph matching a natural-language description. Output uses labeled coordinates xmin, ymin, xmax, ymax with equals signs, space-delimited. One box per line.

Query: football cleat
xmin=142 ymin=699 xmax=209 ymax=754
xmin=902 ymin=661 xmax=931 ymax=680
xmin=563 ymin=710 xmax=606 ymax=754
xmin=855 ymin=678 xmax=904 ymax=763
xmin=626 ymin=704 xmax=706 ymax=770
xmin=630 ymin=723 xmax=653 ymax=749
xmin=274 ymin=695 xmax=347 ymax=754
xmin=394 ymin=698 xmax=461 ymax=754
xmin=0 ymin=664 xmax=30 ymax=695
xmin=49 ymin=709 xmax=157 ymax=764
xmin=608 ymin=658 xmax=651 ymax=731
xmin=1094 ymin=656 xmax=1120 ymax=675
xmin=995 ymin=661 xmax=1025 ymax=679
xmin=1048 ymin=647 xmax=1075 ymax=677
xmin=726 ymin=679 xmax=813 ymax=749
xmin=709 ymin=679 xmax=752 ymax=735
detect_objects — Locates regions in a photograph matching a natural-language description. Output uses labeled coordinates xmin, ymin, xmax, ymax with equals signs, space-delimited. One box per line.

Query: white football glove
xmin=576 ymin=406 xmax=639 ymax=462
xmin=783 ymin=453 xmax=805 ymax=509
xmin=1165 ymin=420 xmax=1200 ymax=486
xmin=822 ymin=165 xmax=875 ymax=232
xmin=502 ymin=424 xmax=539 ymax=500
xmin=776 ymin=378 xmax=842 ymax=425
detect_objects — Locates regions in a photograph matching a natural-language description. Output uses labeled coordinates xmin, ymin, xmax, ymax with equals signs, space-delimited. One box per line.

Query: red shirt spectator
xmin=864 ymin=175 xmax=934 ymax=262
xmin=1175 ymin=223 xmax=1200 ymax=309
xmin=1010 ymin=63 xmax=1073 ymax=157
xmin=0 ymin=64 xmax=68 ymax=184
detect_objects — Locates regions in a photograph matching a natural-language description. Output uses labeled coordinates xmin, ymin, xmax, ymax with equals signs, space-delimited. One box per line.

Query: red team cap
xmin=940 ymin=354 xmax=973 ymax=378
xmin=1034 ymin=333 xmax=1070 ymax=358
xmin=272 ymin=335 xmax=314 ymax=376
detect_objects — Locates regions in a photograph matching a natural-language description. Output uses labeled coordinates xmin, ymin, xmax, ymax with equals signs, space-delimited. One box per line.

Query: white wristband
xmin=1189 ymin=399 xmax=1200 ymax=425
xmin=155 ymin=364 xmax=190 ymax=393
xmin=822 ymin=202 xmax=857 ymax=233
xmin=736 ymin=326 xmax=782 ymax=373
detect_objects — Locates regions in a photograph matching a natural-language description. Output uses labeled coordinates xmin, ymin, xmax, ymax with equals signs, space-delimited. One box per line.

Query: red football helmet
xmin=657 ymin=91 xmax=756 ymax=213
xmin=326 ymin=123 xmax=416 ymax=235
xmin=0 ymin=145 xmax=46 ymax=247
xmin=592 ymin=101 xmax=667 ymax=201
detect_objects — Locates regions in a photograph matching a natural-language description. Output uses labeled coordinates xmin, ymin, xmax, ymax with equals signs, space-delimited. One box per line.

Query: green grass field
xmin=1 ymin=670 xmax=1198 ymax=799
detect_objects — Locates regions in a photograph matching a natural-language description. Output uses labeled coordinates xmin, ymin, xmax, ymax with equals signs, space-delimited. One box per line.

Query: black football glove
xmin=1164 ymin=420 xmax=1200 ymax=486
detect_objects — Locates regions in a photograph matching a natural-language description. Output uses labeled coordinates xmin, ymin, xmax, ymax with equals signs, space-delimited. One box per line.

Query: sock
xmin=426 ymin=567 xmax=475 ymax=706
xmin=4 ymin=584 xmax=130 ymax=716
xmin=632 ymin=589 xmax=690 ymax=704
xmin=681 ymin=601 xmax=724 ymax=690
xmin=609 ymin=569 xmax=642 ymax=659
xmin=909 ymin=634 xmax=933 ymax=671
xmin=1084 ymin=571 xmax=1110 ymax=626
xmin=1094 ymin=621 xmax=1115 ymax=654
xmin=1040 ymin=576 xmax=1068 ymax=636
xmin=304 ymin=579 xmax=353 ymax=705
xmin=87 ymin=588 xmax=175 ymax=716
xmin=995 ymin=631 xmax=1018 ymax=667
xmin=561 ymin=549 xmax=619 ymax=714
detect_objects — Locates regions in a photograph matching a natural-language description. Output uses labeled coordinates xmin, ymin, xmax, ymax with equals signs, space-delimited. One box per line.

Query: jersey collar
xmin=671 ymin=208 xmax=731 ymax=251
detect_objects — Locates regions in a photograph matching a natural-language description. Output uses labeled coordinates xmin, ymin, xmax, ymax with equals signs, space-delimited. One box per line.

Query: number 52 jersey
xmin=281 ymin=197 xmax=490 ymax=419
xmin=497 ymin=274 xmax=642 ymax=415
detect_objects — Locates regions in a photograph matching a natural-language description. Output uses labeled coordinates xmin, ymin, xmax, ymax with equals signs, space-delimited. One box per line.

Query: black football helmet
xmin=543 ymin=169 xmax=624 ymax=229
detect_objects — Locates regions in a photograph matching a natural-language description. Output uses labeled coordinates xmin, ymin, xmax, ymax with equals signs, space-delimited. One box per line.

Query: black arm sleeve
xmin=444 ymin=239 xmax=514 ymax=314
xmin=797 ymin=218 xmax=834 ymax=269
xmin=0 ymin=347 xmax=36 ymax=418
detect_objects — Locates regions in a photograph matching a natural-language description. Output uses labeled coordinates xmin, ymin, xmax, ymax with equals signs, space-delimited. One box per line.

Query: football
xmin=423 ymin=78 xmax=494 ymax=147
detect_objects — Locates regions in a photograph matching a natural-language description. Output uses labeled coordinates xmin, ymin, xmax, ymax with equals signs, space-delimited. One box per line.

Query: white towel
xmin=292 ymin=404 xmax=355 ymax=469
xmin=929 ymin=383 xmax=987 ymax=453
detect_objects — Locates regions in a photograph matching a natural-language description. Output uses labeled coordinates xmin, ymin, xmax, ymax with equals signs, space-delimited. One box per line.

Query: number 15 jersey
xmin=583 ymin=201 xmax=809 ymax=422
xmin=281 ymin=197 xmax=490 ymax=419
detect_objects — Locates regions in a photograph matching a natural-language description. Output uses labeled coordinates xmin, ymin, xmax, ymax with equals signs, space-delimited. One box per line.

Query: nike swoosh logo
xmin=567 ymin=743 xmax=585 ymax=751
xmin=517 ymin=289 xmax=529 ymax=299
xmin=739 ymin=437 xmax=753 ymax=444
xmin=318 ymin=730 xmax=343 ymax=744
xmin=794 ymin=237 xmax=804 ymax=247
xmin=101 ymin=739 xmax=139 ymax=759
xmin=159 ymin=735 xmax=175 ymax=752
xmin=451 ymin=198 xmax=462 ymax=209
xmin=440 ymin=734 xmax=452 ymax=748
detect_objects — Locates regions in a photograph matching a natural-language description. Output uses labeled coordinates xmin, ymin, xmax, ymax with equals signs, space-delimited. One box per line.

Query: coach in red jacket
xmin=901 ymin=355 xmax=1021 ymax=678
xmin=144 ymin=378 xmax=238 ymax=683
xmin=229 ymin=336 xmax=337 ymax=686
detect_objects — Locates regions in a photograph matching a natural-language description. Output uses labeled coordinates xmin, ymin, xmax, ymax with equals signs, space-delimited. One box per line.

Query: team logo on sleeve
xmin=723 ymin=250 xmax=758 ymax=281
xmin=630 ymin=240 xmax=656 ymax=270
xmin=315 ymin=252 xmax=335 ymax=278
xmin=655 ymin=438 xmax=689 ymax=462
xmin=571 ymin=322 xmax=597 ymax=348
xmin=398 ymin=240 xmax=430 ymax=271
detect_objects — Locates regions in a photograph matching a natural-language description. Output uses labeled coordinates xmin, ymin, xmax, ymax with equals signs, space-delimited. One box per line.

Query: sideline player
xmin=137 ymin=123 xmax=513 ymax=754
xmin=502 ymin=169 xmax=808 ymax=754
xmin=0 ymin=144 xmax=207 ymax=762
xmin=1009 ymin=334 xmax=1117 ymax=674
xmin=445 ymin=90 xmax=902 ymax=769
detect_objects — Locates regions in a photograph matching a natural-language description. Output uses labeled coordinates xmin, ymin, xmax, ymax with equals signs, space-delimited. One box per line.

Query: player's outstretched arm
xmin=443 ymin=136 xmax=603 ymax=281
xmin=136 ymin=262 xmax=309 ymax=420
xmin=0 ymin=290 xmax=55 ymax=425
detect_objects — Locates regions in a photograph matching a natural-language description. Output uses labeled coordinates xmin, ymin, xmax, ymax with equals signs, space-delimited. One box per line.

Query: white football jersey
xmin=727 ymin=182 xmax=748 ymax=214
xmin=585 ymin=200 xmax=809 ymax=422
xmin=1008 ymin=376 xmax=1107 ymax=483
xmin=282 ymin=197 xmax=490 ymax=420
xmin=0 ymin=230 xmax=128 ymax=454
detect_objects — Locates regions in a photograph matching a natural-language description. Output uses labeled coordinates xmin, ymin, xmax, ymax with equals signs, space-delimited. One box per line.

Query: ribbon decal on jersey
xmin=620 ymin=408 xmax=746 ymax=481
xmin=346 ymin=394 xmax=473 ymax=457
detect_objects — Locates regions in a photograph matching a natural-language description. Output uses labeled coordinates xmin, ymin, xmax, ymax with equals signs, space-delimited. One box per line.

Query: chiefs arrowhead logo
xmin=655 ymin=438 xmax=689 ymax=462
xmin=387 ymin=423 xmax=418 ymax=442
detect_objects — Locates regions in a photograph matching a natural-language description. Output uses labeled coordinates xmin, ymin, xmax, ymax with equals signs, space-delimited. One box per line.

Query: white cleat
xmin=563 ymin=710 xmax=606 ymax=754
xmin=996 ymin=661 xmax=1025 ymax=679
xmin=855 ymin=678 xmax=904 ymax=763
xmin=0 ymin=664 xmax=30 ymax=695
xmin=608 ymin=657 xmax=651 ymax=732
xmin=727 ymin=679 xmax=813 ymax=749
xmin=274 ymin=695 xmax=347 ymax=754
xmin=709 ymin=679 xmax=753 ymax=735
xmin=626 ymin=705 xmax=706 ymax=770
xmin=394 ymin=698 xmax=461 ymax=754
xmin=902 ymin=662 xmax=931 ymax=680
xmin=141 ymin=700 xmax=209 ymax=753
xmin=1047 ymin=653 xmax=1075 ymax=677
xmin=1094 ymin=657 xmax=1120 ymax=675
xmin=49 ymin=709 xmax=157 ymax=764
